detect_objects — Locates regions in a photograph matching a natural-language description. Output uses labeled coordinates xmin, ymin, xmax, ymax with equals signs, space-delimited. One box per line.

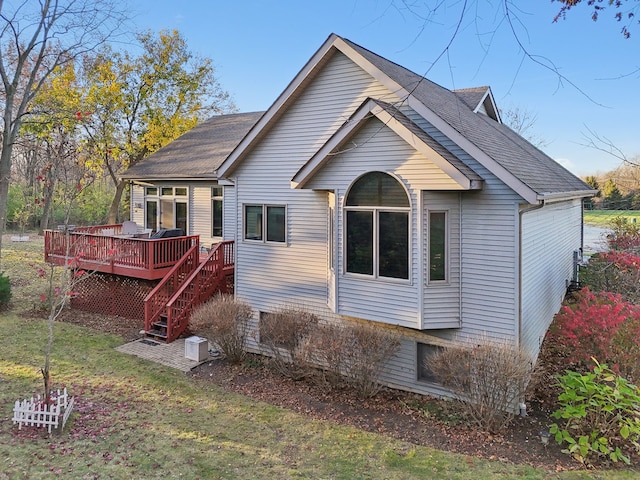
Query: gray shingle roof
xmin=121 ymin=112 xmax=264 ymax=180
xmin=453 ymin=86 xmax=489 ymax=111
xmin=372 ymin=99 xmax=483 ymax=183
xmin=343 ymin=38 xmax=592 ymax=196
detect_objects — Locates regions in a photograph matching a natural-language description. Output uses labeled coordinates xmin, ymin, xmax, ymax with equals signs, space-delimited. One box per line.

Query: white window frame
xmin=211 ymin=186 xmax=223 ymax=239
xmin=144 ymin=185 xmax=189 ymax=233
xmin=427 ymin=209 xmax=449 ymax=284
xmin=343 ymin=172 xmax=411 ymax=282
xmin=243 ymin=204 xmax=287 ymax=244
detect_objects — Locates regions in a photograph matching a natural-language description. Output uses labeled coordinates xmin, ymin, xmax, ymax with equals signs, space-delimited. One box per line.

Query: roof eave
xmin=537 ymin=190 xmax=598 ymax=203
xmin=218 ymin=34 xmax=341 ymax=179
xmin=122 ymin=175 xmax=218 ymax=182
xmin=329 ymin=40 xmax=542 ymax=204
xmin=292 ymin=98 xmax=483 ymax=191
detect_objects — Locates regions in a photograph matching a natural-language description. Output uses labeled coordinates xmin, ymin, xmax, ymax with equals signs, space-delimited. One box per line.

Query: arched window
xmin=345 ymin=172 xmax=410 ymax=280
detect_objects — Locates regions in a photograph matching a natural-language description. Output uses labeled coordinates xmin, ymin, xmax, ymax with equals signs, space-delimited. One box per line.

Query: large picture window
xmin=244 ymin=204 xmax=286 ymax=243
xmin=345 ymin=172 xmax=409 ymax=280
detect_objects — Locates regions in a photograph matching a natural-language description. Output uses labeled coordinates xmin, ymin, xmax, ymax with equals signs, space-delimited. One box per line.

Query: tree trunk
xmin=108 ymin=180 xmax=127 ymax=224
xmin=39 ymin=193 xmax=53 ymax=234
xmin=38 ymin=165 xmax=56 ymax=234
xmin=0 ymin=137 xmax=14 ymax=268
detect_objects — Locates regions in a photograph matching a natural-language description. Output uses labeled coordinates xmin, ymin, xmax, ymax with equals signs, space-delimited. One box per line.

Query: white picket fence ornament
xmin=12 ymin=388 xmax=75 ymax=434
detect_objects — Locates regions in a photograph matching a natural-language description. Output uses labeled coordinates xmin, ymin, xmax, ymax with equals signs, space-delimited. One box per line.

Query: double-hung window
xmin=244 ymin=204 xmax=286 ymax=243
xmin=344 ymin=172 xmax=410 ymax=280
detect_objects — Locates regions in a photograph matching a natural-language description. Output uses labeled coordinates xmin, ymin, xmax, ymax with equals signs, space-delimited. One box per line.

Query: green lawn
xmin=583 ymin=210 xmax=640 ymax=227
xmin=0 ymin=236 xmax=637 ymax=479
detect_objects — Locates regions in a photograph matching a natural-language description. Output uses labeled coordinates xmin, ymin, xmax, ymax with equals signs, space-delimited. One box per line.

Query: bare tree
xmin=500 ymin=106 xmax=548 ymax=149
xmin=0 ymin=0 xmax=128 ymax=266
xmin=581 ymin=126 xmax=631 ymax=165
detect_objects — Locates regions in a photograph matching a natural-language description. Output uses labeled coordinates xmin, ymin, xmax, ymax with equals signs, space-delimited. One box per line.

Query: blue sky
xmin=130 ymin=0 xmax=639 ymax=177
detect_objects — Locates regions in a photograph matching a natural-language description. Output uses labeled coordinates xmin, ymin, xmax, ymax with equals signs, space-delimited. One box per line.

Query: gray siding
xmin=308 ymin=118 xmax=470 ymax=329
xmin=312 ymin=121 xmax=416 ymax=328
xmin=520 ymin=199 xmax=582 ymax=358
xmin=459 ymin=190 xmax=520 ymax=343
xmin=230 ymin=52 xmax=392 ymax=313
xmin=224 ymin=47 xmax=578 ymax=399
xmin=191 ymin=182 xmax=219 ymax=247
xmin=222 ymin=185 xmax=236 ymax=240
xmin=422 ymin=192 xmax=461 ymax=329
xmin=408 ymin=115 xmax=522 ymax=344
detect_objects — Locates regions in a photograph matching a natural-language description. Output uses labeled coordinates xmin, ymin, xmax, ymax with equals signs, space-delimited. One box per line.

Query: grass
xmin=583 ymin=210 xmax=640 ymax=227
xmin=0 ymin=236 xmax=638 ymax=479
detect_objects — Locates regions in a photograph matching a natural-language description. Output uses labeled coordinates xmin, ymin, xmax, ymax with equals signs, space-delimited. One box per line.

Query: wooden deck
xmin=45 ymin=224 xmax=236 ymax=344
xmin=44 ymin=225 xmax=200 ymax=280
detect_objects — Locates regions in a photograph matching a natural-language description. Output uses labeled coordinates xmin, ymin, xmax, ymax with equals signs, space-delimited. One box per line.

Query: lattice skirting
xmin=71 ymin=273 xmax=158 ymax=319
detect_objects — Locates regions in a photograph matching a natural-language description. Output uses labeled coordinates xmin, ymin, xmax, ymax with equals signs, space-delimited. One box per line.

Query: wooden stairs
xmin=144 ymin=240 xmax=234 ymax=343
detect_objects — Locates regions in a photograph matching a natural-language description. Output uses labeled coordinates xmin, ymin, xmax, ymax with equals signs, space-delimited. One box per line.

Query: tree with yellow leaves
xmin=78 ymin=30 xmax=236 ymax=223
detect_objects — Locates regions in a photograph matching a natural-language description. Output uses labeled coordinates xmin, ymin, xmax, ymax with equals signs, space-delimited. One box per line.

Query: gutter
xmin=536 ymin=190 xmax=597 ymax=203
xmin=122 ymin=176 xmax=218 ymax=182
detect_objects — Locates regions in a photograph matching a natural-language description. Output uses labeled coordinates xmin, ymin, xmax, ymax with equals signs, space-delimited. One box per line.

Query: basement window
xmin=417 ymin=342 xmax=442 ymax=383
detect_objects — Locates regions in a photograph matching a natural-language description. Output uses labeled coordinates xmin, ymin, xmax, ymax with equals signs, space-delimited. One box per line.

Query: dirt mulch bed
xmin=189 ymin=356 xmax=582 ymax=472
xmin=57 ymin=310 xmax=598 ymax=473
xmin=56 ymin=310 xmax=143 ymax=342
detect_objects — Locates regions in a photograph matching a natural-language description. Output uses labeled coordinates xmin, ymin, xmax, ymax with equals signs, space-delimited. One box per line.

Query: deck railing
xmin=44 ymin=227 xmax=199 ymax=280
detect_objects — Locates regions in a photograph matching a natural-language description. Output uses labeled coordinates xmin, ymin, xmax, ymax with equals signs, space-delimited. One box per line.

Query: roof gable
xmin=218 ymin=34 xmax=594 ymax=203
xmin=292 ymin=98 xmax=483 ymax=191
xmin=454 ymin=86 xmax=501 ymax=122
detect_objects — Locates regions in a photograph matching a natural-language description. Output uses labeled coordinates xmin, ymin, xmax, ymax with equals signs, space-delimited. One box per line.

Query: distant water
xmin=583 ymin=225 xmax=609 ymax=254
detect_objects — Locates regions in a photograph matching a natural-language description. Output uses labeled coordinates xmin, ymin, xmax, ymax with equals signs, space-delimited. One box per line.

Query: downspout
xmin=458 ymin=192 xmax=462 ymax=328
xmin=517 ymin=200 xmax=545 ymax=347
xmin=518 ymin=199 xmax=545 ymax=415
xmin=581 ymin=200 xmax=585 ymax=254
xmin=233 ymin=176 xmax=239 ymax=296
xmin=128 ymin=181 xmax=134 ymax=221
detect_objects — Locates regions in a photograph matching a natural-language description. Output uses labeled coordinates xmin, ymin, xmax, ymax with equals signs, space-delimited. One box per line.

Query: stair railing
xmin=163 ymin=241 xmax=234 ymax=343
xmin=144 ymin=244 xmax=199 ymax=335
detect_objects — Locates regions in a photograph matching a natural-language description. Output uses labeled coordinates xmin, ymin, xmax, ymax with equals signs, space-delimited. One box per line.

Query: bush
xmin=189 ymin=294 xmax=253 ymax=364
xmin=548 ymin=288 xmax=640 ymax=377
xmin=426 ymin=337 xmax=532 ymax=433
xmin=300 ymin=322 xmax=349 ymax=387
xmin=610 ymin=315 xmax=640 ymax=383
xmin=550 ymin=359 xmax=640 ymax=465
xmin=0 ymin=272 xmax=11 ymax=307
xmin=606 ymin=216 xmax=640 ymax=252
xmin=260 ymin=306 xmax=318 ymax=379
xmin=580 ymin=252 xmax=640 ymax=303
xmin=303 ymin=322 xmax=401 ymax=397
xmin=299 ymin=321 xmax=401 ymax=397
xmin=550 ymin=289 xmax=629 ymax=364
xmin=340 ymin=324 xmax=400 ymax=398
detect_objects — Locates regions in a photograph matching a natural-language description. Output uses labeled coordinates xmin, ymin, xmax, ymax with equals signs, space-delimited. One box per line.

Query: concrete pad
xmin=115 ymin=338 xmax=213 ymax=372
